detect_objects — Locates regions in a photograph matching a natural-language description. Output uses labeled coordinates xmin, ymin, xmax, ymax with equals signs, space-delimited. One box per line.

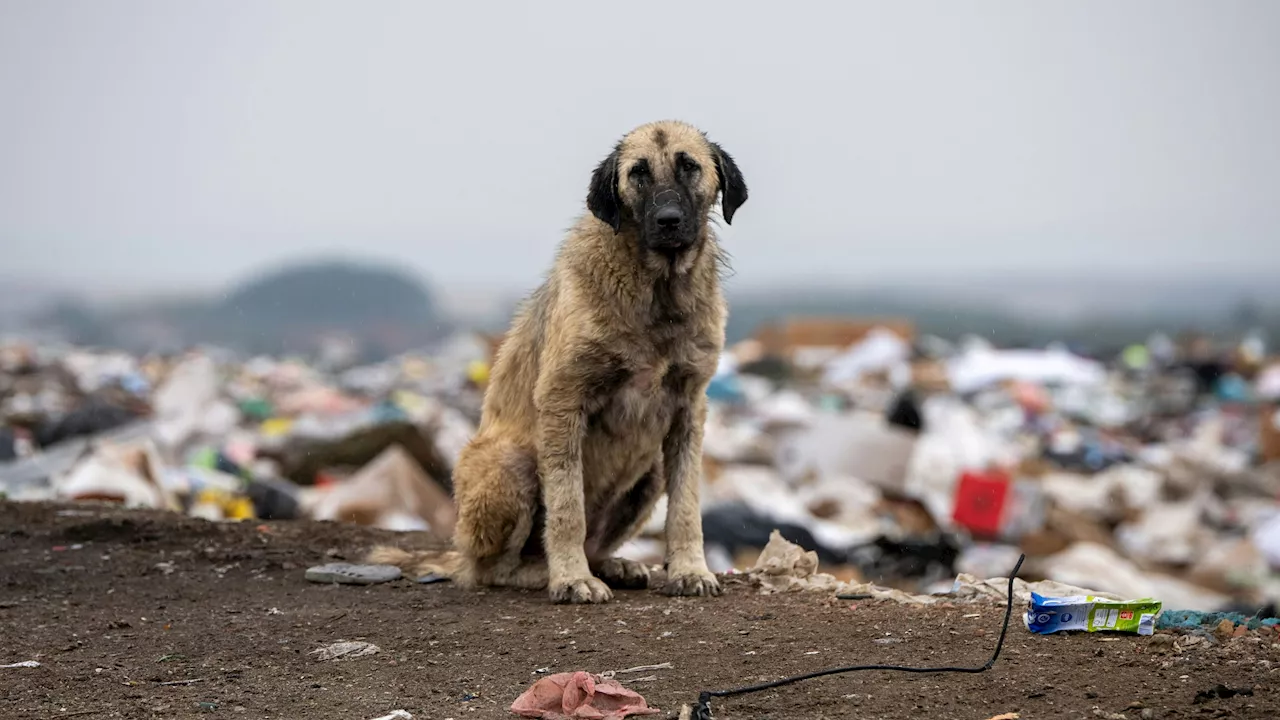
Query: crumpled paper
xmin=747 ymin=530 xmax=844 ymax=593
xmin=510 ymin=671 xmax=660 ymax=719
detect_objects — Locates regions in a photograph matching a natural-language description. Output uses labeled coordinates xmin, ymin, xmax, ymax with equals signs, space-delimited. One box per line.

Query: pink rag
xmin=510 ymin=671 xmax=661 ymax=719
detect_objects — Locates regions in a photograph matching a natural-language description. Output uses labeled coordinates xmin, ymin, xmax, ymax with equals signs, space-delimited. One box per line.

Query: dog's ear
xmin=710 ymin=142 xmax=748 ymax=225
xmin=586 ymin=146 xmax=622 ymax=233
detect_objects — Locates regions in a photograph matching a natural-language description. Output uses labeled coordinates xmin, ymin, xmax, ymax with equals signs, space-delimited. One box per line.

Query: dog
xmin=369 ymin=120 xmax=748 ymax=604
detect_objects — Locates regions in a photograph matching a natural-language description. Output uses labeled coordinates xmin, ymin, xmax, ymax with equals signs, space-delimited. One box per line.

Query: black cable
xmin=690 ymin=553 xmax=1026 ymax=720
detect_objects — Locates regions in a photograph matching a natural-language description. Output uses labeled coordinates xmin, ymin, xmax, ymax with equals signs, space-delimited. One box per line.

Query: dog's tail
xmin=366 ymin=545 xmax=466 ymax=581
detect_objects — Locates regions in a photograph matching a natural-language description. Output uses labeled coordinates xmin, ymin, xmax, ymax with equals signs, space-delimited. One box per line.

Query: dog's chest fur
xmin=580 ymin=317 xmax=717 ymax=496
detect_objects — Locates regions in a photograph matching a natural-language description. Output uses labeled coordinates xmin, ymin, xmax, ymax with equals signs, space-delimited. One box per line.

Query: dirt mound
xmin=1 ymin=500 xmax=1276 ymax=719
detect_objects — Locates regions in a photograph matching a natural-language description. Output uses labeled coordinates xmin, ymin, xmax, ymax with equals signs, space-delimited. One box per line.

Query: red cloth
xmin=510 ymin=671 xmax=661 ymax=719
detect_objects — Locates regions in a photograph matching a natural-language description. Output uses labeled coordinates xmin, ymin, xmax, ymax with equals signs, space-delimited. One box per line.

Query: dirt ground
xmin=2 ymin=501 xmax=1277 ymax=720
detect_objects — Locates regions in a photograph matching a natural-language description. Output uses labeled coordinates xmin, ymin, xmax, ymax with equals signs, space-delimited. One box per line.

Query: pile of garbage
xmin=3 ymin=319 xmax=1280 ymax=613
xmin=623 ymin=322 xmax=1280 ymax=613
xmin=0 ymin=337 xmax=488 ymax=542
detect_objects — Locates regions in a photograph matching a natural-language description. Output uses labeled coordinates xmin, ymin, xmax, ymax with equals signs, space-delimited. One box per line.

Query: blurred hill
xmin=10 ymin=261 xmax=1277 ymax=360
xmin=25 ymin=259 xmax=448 ymax=361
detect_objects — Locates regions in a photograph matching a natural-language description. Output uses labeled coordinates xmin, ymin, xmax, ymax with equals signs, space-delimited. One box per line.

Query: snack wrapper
xmin=1025 ymin=592 xmax=1161 ymax=636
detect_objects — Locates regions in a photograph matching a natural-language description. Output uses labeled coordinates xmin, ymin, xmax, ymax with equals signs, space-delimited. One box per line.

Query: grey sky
xmin=2 ymin=1 xmax=1277 ymax=304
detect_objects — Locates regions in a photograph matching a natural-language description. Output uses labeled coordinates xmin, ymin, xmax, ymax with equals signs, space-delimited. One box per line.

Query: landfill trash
xmin=304 ymin=444 xmax=456 ymax=537
xmin=368 ymin=712 xmax=413 ymax=720
xmin=950 ymin=469 xmax=1013 ymax=538
xmin=510 ymin=671 xmax=661 ymax=719
xmin=1155 ymin=609 xmax=1280 ymax=633
xmin=309 ymin=641 xmax=381 ymax=661
xmin=6 ymin=324 xmax=1280 ymax=615
xmin=33 ymin=397 xmax=143 ymax=448
xmin=702 ymin=503 xmax=850 ymax=571
xmin=56 ymin=438 xmax=180 ymax=511
xmin=1038 ymin=542 xmax=1229 ymax=612
xmin=151 ymin=354 xmax=224 ymax=451
xmin=305 ymin=563 xmax=402 ymax=585
xmin=946 ymin=343 xmax=1107 ymax=395
xmin=773 ymin=410 xmax=917 ymax=492
xmin=837 ymin=571 xmax=1118 ymax=607
xmin=821 ymin=326 xmax=911 ymax=388
xmin=1024 ymin=592 xmax=1162 ymax=636
xmin=243 ymin=476 xmax=302 ymax=520
xmin=746 ymin=530 xmax=845 ymax=594
xmin=1 ymin=660 xmax=40 ymax=668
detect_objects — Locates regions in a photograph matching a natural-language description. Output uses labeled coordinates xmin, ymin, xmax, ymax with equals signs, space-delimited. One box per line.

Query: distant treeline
xmin=28 ymin=261 xmax=1278 ymax=361
xmin=720 ymin=289 xmax=1277 ymax=356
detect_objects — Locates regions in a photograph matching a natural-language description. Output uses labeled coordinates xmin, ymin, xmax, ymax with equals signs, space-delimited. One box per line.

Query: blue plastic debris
xmin=706 ymin=374 xmax=746 ymax=404
xmin=1156 ymin=610 xmax=1280 ymax=633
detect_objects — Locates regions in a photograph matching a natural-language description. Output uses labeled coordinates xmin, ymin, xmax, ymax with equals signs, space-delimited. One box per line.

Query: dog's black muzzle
xmin=642 ymin=187 xmax=697 ymax=252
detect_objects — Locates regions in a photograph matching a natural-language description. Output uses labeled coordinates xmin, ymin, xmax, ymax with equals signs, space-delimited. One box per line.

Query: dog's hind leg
xmin=451 ymin=437 xmax=544 ymax=589
xmin=473 ymin=557 xmax=549 ymax=590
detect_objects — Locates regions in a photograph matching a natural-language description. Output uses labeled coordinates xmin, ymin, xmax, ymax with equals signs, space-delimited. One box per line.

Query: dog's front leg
xmin=537 ymin=403 xmax=613 ymax=604
xmin=661 ymin=394 xmax=722 ymax=597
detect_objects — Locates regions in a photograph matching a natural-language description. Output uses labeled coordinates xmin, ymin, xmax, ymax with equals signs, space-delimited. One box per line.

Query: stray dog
xmin=370 ymin=120 xmax=748 ymax=604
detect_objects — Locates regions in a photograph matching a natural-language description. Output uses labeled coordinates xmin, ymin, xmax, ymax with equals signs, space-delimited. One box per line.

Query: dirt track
xmin=2 ymin=500 xmax=1276 ymax=720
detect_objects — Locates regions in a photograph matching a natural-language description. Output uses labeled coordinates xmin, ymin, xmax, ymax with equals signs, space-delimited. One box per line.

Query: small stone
xmin=1177 ymin=635 xmax=1206 ymax=650
xmin=1232 ymin=624 xmax=1250 ymax=639
xmin=1214 ymin=619 xmax=1236 ymax=640
xmin=1147 ymin=635 xmax=1175 ymax=654
xmin=1140 ymin=709 xmax=1158 ymax=720
xmin=309 ymin=641 xmax=381 ymax=661
xmin=305 ymin=563 xmax=401 ymax=585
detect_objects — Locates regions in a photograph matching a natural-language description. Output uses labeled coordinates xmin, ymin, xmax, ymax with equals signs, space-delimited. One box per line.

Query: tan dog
xmin=370 ymin=120 xmax=748 ymax=603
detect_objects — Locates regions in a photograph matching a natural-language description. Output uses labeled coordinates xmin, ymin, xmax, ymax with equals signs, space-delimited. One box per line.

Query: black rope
xmin=690 ymin=553 xmax=1026 ymax=719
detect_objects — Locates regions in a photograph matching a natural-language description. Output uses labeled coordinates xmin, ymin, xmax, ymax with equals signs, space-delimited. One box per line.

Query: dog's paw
xmin=662 ymin=569 xmax=722 ymax=597
xmin=549 ymin=575 xmax=614 ymax=604
xmin=593 ymin=557 xmax=651 ymax=590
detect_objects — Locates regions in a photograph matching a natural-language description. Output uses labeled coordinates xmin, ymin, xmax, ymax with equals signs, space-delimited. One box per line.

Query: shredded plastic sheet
xmin=510 ymin=671 xmax=660 ymax=719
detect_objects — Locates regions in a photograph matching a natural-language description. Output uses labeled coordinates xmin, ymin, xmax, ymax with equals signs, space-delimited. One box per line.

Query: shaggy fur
xmin=369 ymin=120 xmax=748 ymax=603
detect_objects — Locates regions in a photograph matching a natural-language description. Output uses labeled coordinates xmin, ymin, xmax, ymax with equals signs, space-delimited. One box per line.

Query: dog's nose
xmin=654 ymin=205 xmax=683 ymax=229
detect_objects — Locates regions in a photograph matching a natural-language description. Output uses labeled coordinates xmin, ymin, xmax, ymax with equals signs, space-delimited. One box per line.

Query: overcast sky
xmin=2 ymin=1 xmax=1277 ymax=303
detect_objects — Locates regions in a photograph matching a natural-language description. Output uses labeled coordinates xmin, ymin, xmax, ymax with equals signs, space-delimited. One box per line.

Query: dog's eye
xmin=629 ymin=162 xmax=650 ymax=180
xmin=679 ymin=156 xmax=700 ymax=174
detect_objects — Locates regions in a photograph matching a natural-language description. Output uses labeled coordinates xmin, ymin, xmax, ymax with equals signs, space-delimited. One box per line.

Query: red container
xmin=951 ymin=469 xmax=1011 ymax=539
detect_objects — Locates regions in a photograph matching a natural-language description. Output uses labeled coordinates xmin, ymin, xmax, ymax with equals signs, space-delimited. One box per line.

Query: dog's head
xmin=586 ymin=121 xmax=748 ymax=257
